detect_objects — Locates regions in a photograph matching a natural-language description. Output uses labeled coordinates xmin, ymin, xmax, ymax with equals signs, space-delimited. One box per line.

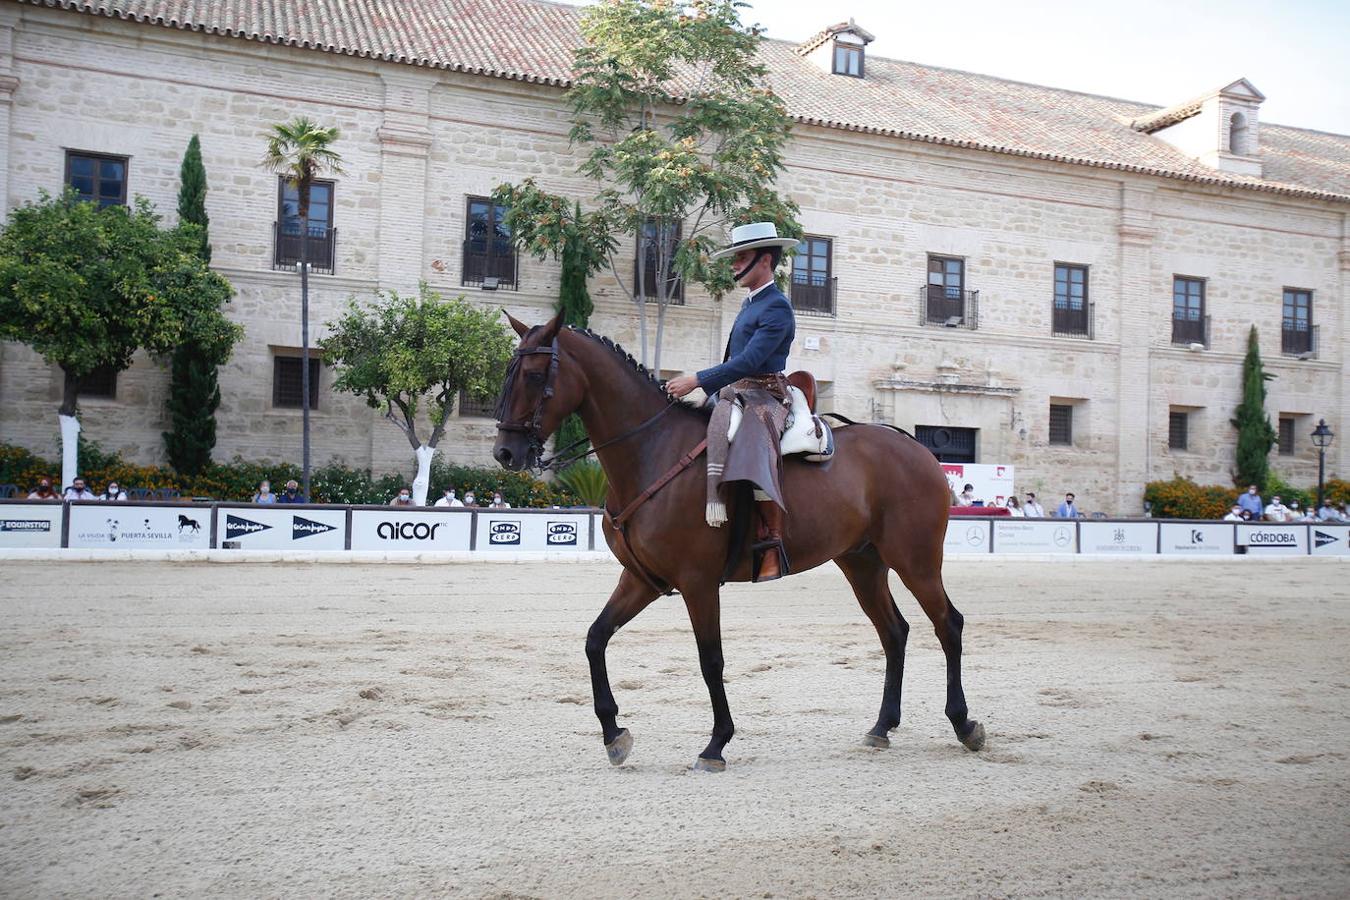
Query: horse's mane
xmin=566 ymin=326 xmax=709 ymax=416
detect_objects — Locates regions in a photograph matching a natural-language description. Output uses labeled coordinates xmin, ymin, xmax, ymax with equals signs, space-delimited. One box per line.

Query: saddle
xmin=726 ymin=370 xmax=835 ymax=462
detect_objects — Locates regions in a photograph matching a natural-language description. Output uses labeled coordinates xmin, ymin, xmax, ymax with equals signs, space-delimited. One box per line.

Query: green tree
xmin=0 ymin=190 xmax=241 ymax=480
xmin=261 ymin=117 xmax=344 ymax=500
xmin=493 ymin=0 xmax=800 ymax=370
xmin=1231 ymin=325 xmax=1278 ymax=490
xmin=555 ymin=204 xmax=596 ymax=456
xmin=163 ymin=134 xmax=224 ymax=475
xmin=319 ymin=285 xmax=514 ymax=505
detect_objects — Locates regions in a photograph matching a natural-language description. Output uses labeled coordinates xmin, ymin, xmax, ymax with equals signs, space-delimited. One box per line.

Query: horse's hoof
xmin=861 ymin=733 xmax=890 ymax=749
xmin=691 ymin=756 xmax=726 ymax=773
xmin=960 ymin=720 xmax=986 ymax=752
xmin=606 ymin=729 xmax=633 ymax=766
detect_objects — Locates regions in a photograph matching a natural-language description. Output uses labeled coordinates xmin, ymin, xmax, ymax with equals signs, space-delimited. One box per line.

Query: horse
xmin=493 ymin=313 xmax=984 ymax=771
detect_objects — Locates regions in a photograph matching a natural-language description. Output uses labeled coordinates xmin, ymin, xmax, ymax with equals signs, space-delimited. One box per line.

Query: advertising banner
xmin=349 ymin=508 xmax=472 ymax=552
xmin=939 ymin=463 xmax=1015 ymax=507
xmin=1078 ymin=521 xmax=1158 ymax=555
xmin=944 ymin=519 xmax=991 ymax=554
xmin=0 ymin=502 xmax=65 ymax=548
xmin=992 ymin=520 xmax=1076 ymax=554
xmin=1159 ymin=522 xmax=1236 ymax=555
xmin=1309 ymin=525 xmax=1350 ymax=557
xmin=1236 ymin=524 xmax=1307 ymax=555
xmin=68 ymin=503 xmax=212 ymax=550
xmin=214 ymin=506 xmax=347 ymax=550
xmin=476 ymin=511 xmax=592 ymax=551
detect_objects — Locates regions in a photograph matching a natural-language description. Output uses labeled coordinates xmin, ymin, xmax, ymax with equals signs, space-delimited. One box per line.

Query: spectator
xmin=1023 ymin=492 xmax=1046 ymax=518
xmin=27 ymin=477 xmax=60 ymax=500
xmin=276 ymin=480 xmax=306 ymax=504
xmin=489 ymin=491 xmax=511 ymax=509
xmin=253 ymin=480 xmax=277 ymax=504
xmin=1237 ymin=484 xmax=1264 ymax=518
xmin=956 ymin=483 xmax=975 ymax=507
xmin=434 ymin=488 xmax=464 ymax=508
xmin=1316 ymin=499 xmax=1340 ymax=522
xmin=62 ymin=477 xmax=96 ymax=501
xmin=1056 ymin=492 xmax=1082 ymax=518
xmin=1005 ymin=496 xmax=1025 ymax=517
xmin=1222 ymin=504 xmax=1244 ymax=522
xmin=1240 ymin=509 xmax=1254 ymax=521
xmin=1288 ymin=501 xmax=1317 ymax=522
xmin=390 ymin=486 xmax=416 ymax=507
xmin=462 ymin=490 xmax=477 ymax=508
xmin=98 ymin=481 xmax=127 ymax=502
xmin=1263 ymin=495 xmax=1289 ymax=522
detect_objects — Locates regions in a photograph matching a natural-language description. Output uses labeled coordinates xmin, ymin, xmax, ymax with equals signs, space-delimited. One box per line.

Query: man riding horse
xmin=666 ymin=222 xmax=800 ymax=582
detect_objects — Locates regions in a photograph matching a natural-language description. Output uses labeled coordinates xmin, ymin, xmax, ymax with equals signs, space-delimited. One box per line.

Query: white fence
xmin=943 ymin=517 xmax=1348 ymax=557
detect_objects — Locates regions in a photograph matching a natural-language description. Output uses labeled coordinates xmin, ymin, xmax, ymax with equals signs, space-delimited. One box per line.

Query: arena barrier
xmin=2 ymin=501 xmax=1347 ymax=557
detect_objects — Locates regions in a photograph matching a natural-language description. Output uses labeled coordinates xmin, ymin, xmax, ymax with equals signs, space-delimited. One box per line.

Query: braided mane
xmin=566 ymin=325 xmax=680 ymax=405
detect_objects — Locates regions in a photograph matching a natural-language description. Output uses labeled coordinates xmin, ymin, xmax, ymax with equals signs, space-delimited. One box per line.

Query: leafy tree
xmin=319 ymin=285 xmax=514 ymax=505
xmin=555 ymin=204 xmax=596 ymax=457
xmin=164 ymin=134 xmax=224 ymax=475
xmin=1231 ymin=325 xmax=1278 ymax=490
xmin=0 ymin=189 xmax=241 ymax=479
xmin=493 ymin=0 xmax=800 ymax=370
xmin=261 ymin=117 xmax=344 ymax=500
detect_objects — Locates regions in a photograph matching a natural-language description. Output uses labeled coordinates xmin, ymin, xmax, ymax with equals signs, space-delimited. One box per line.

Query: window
xmin=1282 ymin=289 xmax=1313 ymax=355
xmin=66 ymin=152 xmax=127 ymax=207
xmin=275 ymin=178 xmax=336 ymax=272
xmin=77 ymin=364 xmax=118 ymax=399
xmin=1168 ymin=411 xmax=1189 ymax=450
xmin=1049 ymin=404 xmax=1073 ymax=446
xmin=635 ymin=219 xmax=683 ymax=304
xmin=832 ymin=42 xmax=863 ymax=77
xmin=1171 ymin=276 xmax=1206 ymax=346
xmin=915 ymin=425 xmax=976 ymax=464
xmin=1229 ymin=112 xmax=1248 ymax=155
xmin=1052 ymin=264 xmax=1090 ymax=337
xmin=790 ymin=236 xmax=834 ymax=316
xmin=1278 ymin=416 xmax=1295 ymax=456
xmin=458 ymin=388 xmax=495 ymax=418
xmin=273 ymin=356 xmax=320 ymax=409
xmin=925 ymin=255 xmax=969 ymax=325
xmin=462 ymin=196 xmax=517 ymax=289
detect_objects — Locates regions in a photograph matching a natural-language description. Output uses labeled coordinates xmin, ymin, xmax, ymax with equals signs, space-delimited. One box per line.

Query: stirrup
xmin=752 ymin=538 xmax=789 ymax=583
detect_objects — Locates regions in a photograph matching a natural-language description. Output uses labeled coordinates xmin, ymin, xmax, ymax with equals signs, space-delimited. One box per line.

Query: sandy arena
xmin=1 ymin=557 xmax=1348 ymax=897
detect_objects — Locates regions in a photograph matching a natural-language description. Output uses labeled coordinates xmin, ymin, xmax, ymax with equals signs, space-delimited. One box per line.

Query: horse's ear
xmin=504 ymin=310 xmax=530 ymax=338
xmin=540 ymin=312 xmax=564 ymax=342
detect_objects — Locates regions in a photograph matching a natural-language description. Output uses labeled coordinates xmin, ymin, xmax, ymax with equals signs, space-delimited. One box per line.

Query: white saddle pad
xmin=727 ymin=385 xmax=834 ymax=462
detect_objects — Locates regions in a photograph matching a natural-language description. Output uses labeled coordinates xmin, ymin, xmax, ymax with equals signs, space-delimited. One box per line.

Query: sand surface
xmin=1 ymin=558 xmax=1348 ymax=898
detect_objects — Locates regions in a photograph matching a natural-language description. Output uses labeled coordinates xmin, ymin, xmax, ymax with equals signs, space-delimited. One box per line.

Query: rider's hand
xmin=666 ymin=374 xmax=700 ymax=398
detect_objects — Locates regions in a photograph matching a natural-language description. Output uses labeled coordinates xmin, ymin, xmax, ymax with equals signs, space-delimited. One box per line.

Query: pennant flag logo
xmin=226 ymin=514 xmax=271 ymax=540
xmin=293 ymin=515 xmax=337 ymax=540
xmin=1314 ymin=530 xmax=1339 ymax=549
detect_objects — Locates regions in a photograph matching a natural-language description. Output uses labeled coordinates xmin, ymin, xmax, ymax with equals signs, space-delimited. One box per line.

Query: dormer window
xmin=833 ymin=42 xmax=863 ymax=77
xmin=1229 ymin=112 xmax=1248 ymax=155
xmin=798 ymin=20 xmax=875 ymax=79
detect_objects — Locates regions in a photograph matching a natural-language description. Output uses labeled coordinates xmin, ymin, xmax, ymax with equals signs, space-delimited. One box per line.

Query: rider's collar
xmin=744 ymin=279 xmax=775 ymax=303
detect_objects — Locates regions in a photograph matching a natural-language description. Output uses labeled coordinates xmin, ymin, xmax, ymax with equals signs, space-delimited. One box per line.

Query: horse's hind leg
xmin=586 ymin=569 xmax=661 ymax=766
xmin=682 ymin=581 xmax=734 ymax=771
xmin=836 ymin=548 xmax=910 ymax=748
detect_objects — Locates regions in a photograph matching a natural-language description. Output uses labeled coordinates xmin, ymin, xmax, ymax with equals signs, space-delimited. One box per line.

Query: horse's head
xmin=492 ymin=312 xmax=581 ymax=471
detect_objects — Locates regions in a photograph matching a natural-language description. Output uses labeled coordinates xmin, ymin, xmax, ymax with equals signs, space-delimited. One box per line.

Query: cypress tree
xmin=555 ymin=210 xmax=595 ymax=455
xmin=1231 ymin=325 xmax=1278 ymax=490
xmin=163 ymin=135 xmax=221 ymax=475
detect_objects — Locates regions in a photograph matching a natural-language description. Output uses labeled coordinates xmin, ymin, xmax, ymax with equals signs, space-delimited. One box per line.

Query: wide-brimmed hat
xmin=709 ymin=222 xmax=799 ymax=260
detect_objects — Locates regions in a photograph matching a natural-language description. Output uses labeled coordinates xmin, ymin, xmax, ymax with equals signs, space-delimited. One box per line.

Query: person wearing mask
xmin=62 ymin=477 xmax=96 ymax=501
xmin=1263 ymin=495 xmax=1289 ymax=522
xmin=956 ymin=484 xmax=975 ymax=507
xmin=27 ymin=477 xmax=60 ymax=500
xmin=390 ymin=487 xmax=416 ymax=507
xmin=489 ymin=492 xmax=511 ymax=509
xmin=253 ymin=480 xmax=277 ymax=504
xmin=1315 ymin=499 xmax=1339 ymax=522
xmin=462 ymin=491 xmax=477 ymax=508
xmin=1056 ymin=492 xmax=1081 ymax=518
xmin=1237 ymin=484 xmax=1264 ymax=518
xmin=1023 ymin=492 xmax=1046 ymax=518
xmin=99 ymin=481 xmax=127 ymax=502
xmin=1223 ymin=504 xmax=1244 ymax=522
xmin=1004 ymin=496 xmax=1025 ymax=517
xmin=276 ymin=480 xmax=306 ymax=504
xmin=434 ymin=488 xmax=464 ymax=508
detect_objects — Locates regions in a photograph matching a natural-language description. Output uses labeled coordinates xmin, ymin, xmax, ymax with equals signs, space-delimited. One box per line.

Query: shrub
xmin=1264 ymin=472 xmax=1313 ymax=512
xmin=556 ymin=460 xmax=608 ymax=508
xmin=429 ymin=460 xmax=576 ymax=508
xmin=1143 ymin=477 xmax=1237 ymax=520
xmin=1324 ymin=478 xmax=1350 ymax=508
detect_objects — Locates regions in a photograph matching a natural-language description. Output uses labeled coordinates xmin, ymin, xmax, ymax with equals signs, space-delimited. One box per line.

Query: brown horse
xmin=493 ymin=313 xmax=984 ymax=771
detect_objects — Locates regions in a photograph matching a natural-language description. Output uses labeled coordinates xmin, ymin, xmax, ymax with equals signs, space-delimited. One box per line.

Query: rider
xmin=666 ymin=222 xmax=799 ymax=582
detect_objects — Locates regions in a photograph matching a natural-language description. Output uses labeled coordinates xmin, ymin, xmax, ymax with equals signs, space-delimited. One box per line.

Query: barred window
xmin=273 ymin=356 xmax=320 ymax=409
xmin=77 ymin=364 xmax=119 ymax=399
xmin=459 ymin=388 xmax=496 ymax=418
xmin=1049 ymin=404 xmax=1073 ymax=446
xmin=1278 ymin=417 xmax=1295 ymax=456
xmin=1168 ymin=411 xmax=1189 ymax=450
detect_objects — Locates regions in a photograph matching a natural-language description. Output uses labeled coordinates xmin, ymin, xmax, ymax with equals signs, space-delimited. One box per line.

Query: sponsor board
xmin=1309 ymin=525 xmax=1350 ymax=557
xmin=1079 ymin=521 xmax=1159 ymax=555
xmin=476 ymin=512 xmax=591 ymax=551
xmin=349 ymin=509 xmax=472 ymax=551
xmin=993 ymin=520 xmax=1077 ymax=554
xmin=67 ymin=503 xmax=211 ymax=550
xmin=943 ymin=519 xmax=990 ymax=554
xmin=940 ymin=463 xmax=1015 ymax=508
xmin=213 ymin=506 xmax=346 ymax=550
xmin=0 ymin=503 xmax=65 ymax=548
xmin=1159 ymin=522 xmax=1236 ymax=555
xmin=1236 ymin=524 xmax=1307 ymax=555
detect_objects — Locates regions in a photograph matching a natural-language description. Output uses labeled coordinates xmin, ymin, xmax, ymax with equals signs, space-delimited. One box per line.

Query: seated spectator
xmin=253 ymin=480 xmax=277 ymax=504
xmin=489 ymin=491 xmax=511 ymax=509
xmin=28 ymin=477 xmax=60 ymax=501
xmin=434 ymin=488 xmax=464 ymax=508
xmin=1023 ymin=492 xmax=1046 ymax=518
xmin=462 ymin=490 xmax=478 ymax=508
xmin=1289 ymin=501 xmax=1317 ymax=522
xmin=1316 ymin=499 xmax=1340 ymax=522
xmin=1222 ymin=504 xmax=1244 ymax=522
xmin=99 ymin=481 xmax=127 ymax=502
xmin=1004 ymin=496 xmax=1025 ymax=517
xmin=1056 ymin=492 xmax=1082 ymax=518
xmin=390 ymin=486 xmax=416 ymax=507
xmin=956 ymin=483 xmax=975 ymax=507
xmin=1263 ymin=495 xmax=1289 ymax=522
xmin=1240 ymin=509 xmax=1253 ymax=521
xmin=276 ymin=480 xmax=306 ymax=504
xmin=62 ymin=477 xmax=96 ymax=501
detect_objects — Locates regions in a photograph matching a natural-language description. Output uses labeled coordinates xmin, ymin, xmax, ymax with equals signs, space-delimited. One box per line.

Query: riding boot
xmin=753 ymin=499 xmax=788 ymax=583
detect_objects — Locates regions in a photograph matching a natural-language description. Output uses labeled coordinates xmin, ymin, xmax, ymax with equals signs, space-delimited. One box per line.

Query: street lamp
xmin=1311 ymin=419 xmax=1335 ymax=512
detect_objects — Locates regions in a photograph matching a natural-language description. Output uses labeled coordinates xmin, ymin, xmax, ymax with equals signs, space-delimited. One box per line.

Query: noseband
xmin=494 ymin=337 xmax=560 ymax=468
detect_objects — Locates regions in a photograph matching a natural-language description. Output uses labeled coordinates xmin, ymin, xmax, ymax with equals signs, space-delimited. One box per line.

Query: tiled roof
xmin=21 ymin=0 xmax=1350 ymax=202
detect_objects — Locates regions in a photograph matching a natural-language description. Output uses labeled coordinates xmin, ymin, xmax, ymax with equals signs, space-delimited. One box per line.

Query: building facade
xmin=0 ymin=1 xmax=1345 ymax=514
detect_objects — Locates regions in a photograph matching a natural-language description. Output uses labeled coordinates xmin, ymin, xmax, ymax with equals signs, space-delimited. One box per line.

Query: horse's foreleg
xmin=586 ymin=569 xmax=661 ymax=766
xmin=682 ymin=585 xmax=733 ymax=771
xmin=836 ymin=550 xmax=909 ymax=748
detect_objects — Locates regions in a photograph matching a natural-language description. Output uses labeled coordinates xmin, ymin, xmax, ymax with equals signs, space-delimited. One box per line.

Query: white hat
xmin=709 ymin=222 xmax=799 ymax=260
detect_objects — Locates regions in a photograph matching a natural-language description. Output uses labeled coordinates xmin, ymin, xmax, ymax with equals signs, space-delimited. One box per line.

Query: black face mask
xmin=285 ymin=488 xmax=297 ymax=494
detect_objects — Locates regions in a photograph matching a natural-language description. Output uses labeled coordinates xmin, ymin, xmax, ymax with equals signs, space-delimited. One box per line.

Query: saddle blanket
xmin=727 ymin=385 xmax=834 ymax=462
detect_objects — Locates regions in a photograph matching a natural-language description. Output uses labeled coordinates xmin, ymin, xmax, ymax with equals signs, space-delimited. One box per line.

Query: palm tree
xmin=261 ymin=118 xmax=343 ymax=500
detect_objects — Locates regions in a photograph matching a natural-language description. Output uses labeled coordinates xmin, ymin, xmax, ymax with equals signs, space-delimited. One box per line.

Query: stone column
xmin=1337 ymin=212 xmax=1349 ymax=478
xmin=1115 ymin=182 xmax=1157 ymax=514
xmin=375 ymin=71 xmax=433 ymax=296
xmin=0 ymin=6 xmax=22 ymax=223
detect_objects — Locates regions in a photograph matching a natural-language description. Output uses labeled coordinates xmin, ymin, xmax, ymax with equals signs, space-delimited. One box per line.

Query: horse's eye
xmin=525 ymin=371 xmax=545 ymax=385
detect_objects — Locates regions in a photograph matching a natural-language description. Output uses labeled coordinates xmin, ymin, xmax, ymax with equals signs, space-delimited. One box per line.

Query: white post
xmin=59 ymin=414 xmax=81 ymax=491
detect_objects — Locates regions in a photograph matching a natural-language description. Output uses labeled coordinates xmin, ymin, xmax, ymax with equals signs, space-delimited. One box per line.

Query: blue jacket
xmin=1237 ymin=492 xmax=1263 ymax=515
xmin=1057 ymin=502 xmax=1081 ymax=518
xmin=697 ymin=283 xmax=796 ymax=395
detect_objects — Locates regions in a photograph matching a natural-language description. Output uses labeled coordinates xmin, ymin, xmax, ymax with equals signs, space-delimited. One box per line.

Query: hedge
xmin=1144 ymin=474 xmax=1346 ymax=519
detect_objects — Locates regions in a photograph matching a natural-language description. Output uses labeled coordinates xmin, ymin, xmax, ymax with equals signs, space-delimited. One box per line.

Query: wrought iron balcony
xmin=272 ymin=222 xmax=337 ymax=274
xmin=461 ymin=238 xmax=518 ymax=290
xmin=1281 ymin=322 xmax=1318 ymax=358
xmin=1052 ymin=301 xmax=1094 ymax=339
xmin=919 ymin=285 xmax=979 ymax=329
xmin=1170 ymin=313 xmax=1210 ymax=348
xmin=791 ymin=274 xmax=837 ymax=317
